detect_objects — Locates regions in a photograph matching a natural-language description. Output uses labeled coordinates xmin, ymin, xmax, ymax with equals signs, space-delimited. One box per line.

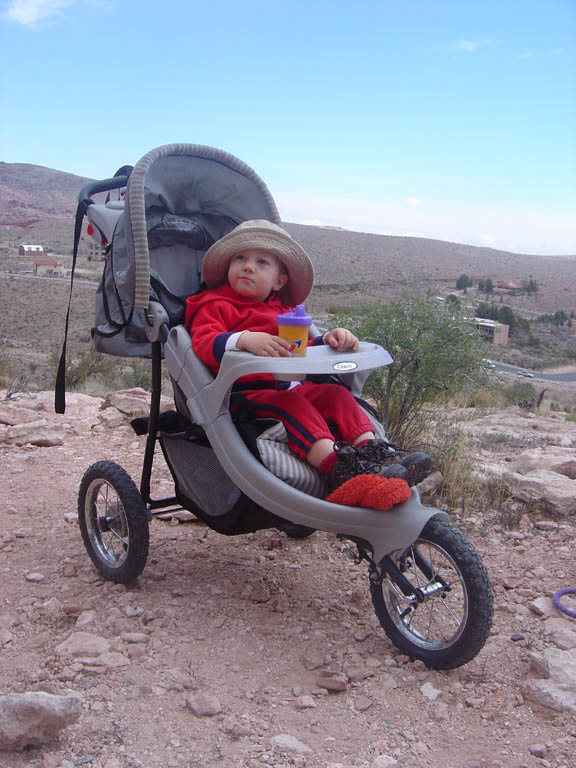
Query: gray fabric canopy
xmin=93 ymin=143 xmax=280 ymax=357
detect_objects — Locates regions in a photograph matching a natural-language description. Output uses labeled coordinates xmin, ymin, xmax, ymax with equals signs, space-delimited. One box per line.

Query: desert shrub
xmin=566 ymin=413 xmax=576 ymax=423
xmin=57 ymin=349 xmax=118 ymax=391
xmin=118 ymin=361 xmax=151 ymax=390
xmin=421 ymin=419 xmax=479 ymax=512
xmin=333 ymin=293 xmax=490 ymax=445
xmin=0 ymin=342 xmax=12 ymax=387
xmin=461 ymin=388 xmax=500 ymax=409
xmin=501 ymin=381 xmax=536 ymax=405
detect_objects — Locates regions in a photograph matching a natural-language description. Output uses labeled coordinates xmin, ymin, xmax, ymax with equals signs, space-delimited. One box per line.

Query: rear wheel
xmin=78 ymin=461 xmax=149 ymax=583
xmin=370 ymin=518 xmax=493 ymax=669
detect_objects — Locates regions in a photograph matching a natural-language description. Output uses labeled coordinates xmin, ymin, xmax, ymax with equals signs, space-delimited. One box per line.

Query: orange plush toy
xmin=326 ymin=474 xmax=411 ymax=511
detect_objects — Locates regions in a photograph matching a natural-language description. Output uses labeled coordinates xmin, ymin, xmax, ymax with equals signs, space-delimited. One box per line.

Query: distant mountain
xmin=1 ymin=161 xmax=575 ymax=314
xmin=0 ymin=162 xmax=93 ymax=224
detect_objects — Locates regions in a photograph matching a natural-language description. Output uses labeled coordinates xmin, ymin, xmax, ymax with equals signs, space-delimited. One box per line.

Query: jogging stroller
xmin=59 ymin=143 xmax=493 ymax=670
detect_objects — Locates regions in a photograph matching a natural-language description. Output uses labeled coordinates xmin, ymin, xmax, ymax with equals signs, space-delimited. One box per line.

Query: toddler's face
xmin=227 ymin=248 xmax=288 ymax=301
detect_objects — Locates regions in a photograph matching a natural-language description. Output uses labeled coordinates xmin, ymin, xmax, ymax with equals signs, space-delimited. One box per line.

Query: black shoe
xmin=400 ymin=451 xmax=433 ymax=486
xmin=358 ymin=439 xmax=432 ymax=487
xmin=356 ymin=438 xmax=397 ymax=464
xmin=327 ymin=441 xmax=408 ymax=494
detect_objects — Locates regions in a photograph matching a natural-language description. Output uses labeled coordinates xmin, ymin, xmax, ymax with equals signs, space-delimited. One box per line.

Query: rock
xmin=54 ymin=631 xmax=111 ymax=658
xmin=25 ymin=572 xmax=45 ymax=582
xmin=529 ymin=596 xmax=560 ymax=618
xmin=301 ymin=652 xmax=324 ymax=670
xmin=0 ymin=403 xmax=45 ymax=426
xmin=185 ymin=693 xmax=222 ymax=716
xmin=502 ymin=469 xmax=576 ymax=516
xmin=101 ymin=388 xmax=171 ymax=417
xmin=0 ymin=692 xmax=81 ymax=751
xmin=354 ymin=695 xmax=373 ymax=711
xmin=522 ymin=647 xmax=576 ymax=712
xmin=121 ymin=632 xmax=149 ymax=644
xmin=510 ymin=447 xmax=576 ymax=480
xmin=420 ymin=682 xmax=442 ymax=701
xmin=270 ymin=734 xmax=313 ymax=754
xmin=522 ymin=679 xmax=576 ymax=713
xmin=240 ymin=584 xmax=271 ymax=603
xmin=76 ymin=610 xmax=98 ymax=628
xmin=415 ymin=470 xmax=443 ymax=495
xmin=0 ymin=419 xmax=65 ymax=447
xmin=316 ymin=670 xmax=348 ymax=691
xmin=294 ymin=695 xmax=317 ymax=709
xmin=40 ymin=598 xmax=64 ymax=616
xmin=372 ymin=756 xmax=398 ymax=767
xmin=529 ymin=744 xmax=548 ymax=758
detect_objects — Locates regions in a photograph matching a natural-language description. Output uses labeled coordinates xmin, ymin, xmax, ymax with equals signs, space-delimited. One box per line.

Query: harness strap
xmin=54 ymin=199 xmax=90 ymax=414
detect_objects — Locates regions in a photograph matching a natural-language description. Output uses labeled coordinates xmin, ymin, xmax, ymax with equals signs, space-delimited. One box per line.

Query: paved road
xmin=487 ymin=360 xmax=576 ymax=384
xmin=4 ymin=272 xmax=98 ymax=287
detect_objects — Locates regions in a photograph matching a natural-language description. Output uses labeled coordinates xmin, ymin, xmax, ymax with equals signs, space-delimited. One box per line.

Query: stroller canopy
xmin=93 ymin=143 xmax=281 ymax=357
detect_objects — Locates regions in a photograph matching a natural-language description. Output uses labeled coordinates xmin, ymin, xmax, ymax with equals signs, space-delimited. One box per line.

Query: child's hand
xmin=324 ymin=327 xmax=359 ymax=352
xmin=237 ymin=331 xmax=292 ymax=357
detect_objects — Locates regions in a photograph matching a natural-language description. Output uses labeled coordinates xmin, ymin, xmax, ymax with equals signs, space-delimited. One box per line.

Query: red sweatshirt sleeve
xmin=189 ymin=303 xmax=237 ymax=373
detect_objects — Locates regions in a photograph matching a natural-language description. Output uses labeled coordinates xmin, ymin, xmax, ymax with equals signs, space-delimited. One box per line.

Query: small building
xmin=475 ymin=317 xmax=509 ymax=345
xmin=34 ymin=259 xmax=65 ymax=277
xmin=88 ymin=242 xmax=107 ymax=261
xmin=19 ymin=244 xmax=44 ymax=256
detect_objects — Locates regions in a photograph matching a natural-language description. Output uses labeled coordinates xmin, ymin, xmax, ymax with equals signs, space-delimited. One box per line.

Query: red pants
xmin=236 ymin=381 xmax=373 ymax=461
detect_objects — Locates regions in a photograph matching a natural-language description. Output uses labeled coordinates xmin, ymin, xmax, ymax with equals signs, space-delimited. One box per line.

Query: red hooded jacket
xmin=185 ymin=284 xmax=323 ymax=386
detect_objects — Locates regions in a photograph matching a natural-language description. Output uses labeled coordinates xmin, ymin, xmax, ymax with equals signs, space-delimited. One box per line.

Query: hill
xmin=0 ymin=162 xmax=93 ymax=224
xmin=0 ymin=160 xmax=575 ymax=389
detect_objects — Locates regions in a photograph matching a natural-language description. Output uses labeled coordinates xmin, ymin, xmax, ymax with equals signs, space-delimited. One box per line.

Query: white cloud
xmin=455 ymin=39 xmax=497 ymax=53
xmin=276 ymin=191 xmax=576 ymax=256
xmin=476 ymin=233 xmax=498 ymax=248
xmin=405 ymin=197 xmax=421 ymax=208
xmin=2 ymin=0 xmax=74 ymax=25
xmin=519 ymin=52 xmax=534 ymax=59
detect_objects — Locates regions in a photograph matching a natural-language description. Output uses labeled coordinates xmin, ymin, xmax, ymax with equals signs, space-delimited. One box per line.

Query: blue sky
xmin=1 ymin=0 xmax=574 ymax=255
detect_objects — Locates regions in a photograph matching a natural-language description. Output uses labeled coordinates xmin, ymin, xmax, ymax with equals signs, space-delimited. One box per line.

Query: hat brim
xmin=202 ymin=224 xmax=314 ymax=306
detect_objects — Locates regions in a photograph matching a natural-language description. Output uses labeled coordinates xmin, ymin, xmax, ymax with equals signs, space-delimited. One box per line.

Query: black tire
xmin=370 ymin=518 xmax=493 ymax=669
xmin=78 ymin=461 xmax=149 ymax=583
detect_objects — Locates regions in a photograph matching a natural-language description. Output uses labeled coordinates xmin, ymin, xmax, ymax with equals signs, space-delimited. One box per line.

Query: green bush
xmin=333 ymin=293 xmax=489 ymax=445
xmin=502 ymin=381 xmax=536 ymax=405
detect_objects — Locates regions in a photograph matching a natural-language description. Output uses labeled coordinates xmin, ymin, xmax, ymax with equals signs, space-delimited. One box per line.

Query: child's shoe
xmin=327 ymin=441 xmax=408 ymax=494
xmin=400 ymin=451 xmax=433 ymax=486
xmin=358 ymin=439 xmax=432 ymax=487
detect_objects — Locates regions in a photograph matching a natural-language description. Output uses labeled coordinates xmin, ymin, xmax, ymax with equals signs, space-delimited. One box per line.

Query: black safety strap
xmin=54 ymin=199 xmax=90 ymax=413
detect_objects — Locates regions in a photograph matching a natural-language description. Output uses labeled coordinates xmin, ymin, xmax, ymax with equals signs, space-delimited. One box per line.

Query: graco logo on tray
xmin=333 ymin=361 xmax=358 ymax=371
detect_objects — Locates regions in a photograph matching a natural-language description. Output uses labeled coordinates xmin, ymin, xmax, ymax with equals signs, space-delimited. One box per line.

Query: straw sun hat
xmin=201 ymin=220 xmax=314 ymax=306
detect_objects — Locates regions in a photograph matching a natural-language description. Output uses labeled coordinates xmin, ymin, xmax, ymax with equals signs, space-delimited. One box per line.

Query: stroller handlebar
xmin=78 ymin=175 xmax=131 ymax=203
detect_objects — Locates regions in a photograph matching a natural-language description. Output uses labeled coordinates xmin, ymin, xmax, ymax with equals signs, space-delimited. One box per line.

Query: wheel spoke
xmin=382 ymin=537 xmax=469 ymax=650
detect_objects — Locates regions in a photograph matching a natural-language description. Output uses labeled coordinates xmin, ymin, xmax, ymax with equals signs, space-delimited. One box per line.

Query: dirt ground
xmin=1 ymin=392 xmax=575 ymax=768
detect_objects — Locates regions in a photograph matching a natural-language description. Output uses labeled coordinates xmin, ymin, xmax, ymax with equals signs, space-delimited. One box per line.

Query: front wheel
xmin=370 ymin=518 xmax=493 ymax=669
xmin=78 ymin=461 xmax=149 ymax=583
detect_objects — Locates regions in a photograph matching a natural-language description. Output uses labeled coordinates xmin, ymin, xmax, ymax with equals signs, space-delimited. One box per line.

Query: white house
xmin=19 ymin=244 xmax=44 ymax=256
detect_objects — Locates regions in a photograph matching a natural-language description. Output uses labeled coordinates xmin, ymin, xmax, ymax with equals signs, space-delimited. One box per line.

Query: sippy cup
xmin=276 ymin=305 xmax=312 ymax=357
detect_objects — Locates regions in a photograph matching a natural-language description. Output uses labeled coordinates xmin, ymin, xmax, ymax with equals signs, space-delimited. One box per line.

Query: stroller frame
xmin=72 ymin=144 xmax=493 ymax=669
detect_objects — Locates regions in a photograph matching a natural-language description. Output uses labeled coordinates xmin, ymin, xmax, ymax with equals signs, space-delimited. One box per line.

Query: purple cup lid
xmin=277 ymin=304 xmax=312 ymax=327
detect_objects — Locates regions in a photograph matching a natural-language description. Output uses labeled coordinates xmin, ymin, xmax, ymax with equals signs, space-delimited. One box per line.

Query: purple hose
xmin=553 ymin=588 xmax=576 ymax=619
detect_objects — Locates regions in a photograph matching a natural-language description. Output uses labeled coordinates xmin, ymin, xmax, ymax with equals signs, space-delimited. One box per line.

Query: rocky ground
xmin=1 ymin=390 xmax=576 ymax=768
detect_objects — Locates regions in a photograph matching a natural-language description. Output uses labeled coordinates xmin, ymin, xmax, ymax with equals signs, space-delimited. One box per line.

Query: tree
xmin=333 ymin=294 xmax=488 ymax=445
xmin=526 ymin=279 xmax=538 ymax=294
xmin=477 ymin=279 xmax=485 ymax=292
xmin=456 ymin=273 xmax=472 ymax=290
xmin=485 ymin=277 xmax=494 ymax=293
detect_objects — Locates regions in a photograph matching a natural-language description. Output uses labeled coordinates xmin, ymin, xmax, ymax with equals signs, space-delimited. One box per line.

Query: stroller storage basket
xmin=160 ymin=433 xmax=241 ymax=517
